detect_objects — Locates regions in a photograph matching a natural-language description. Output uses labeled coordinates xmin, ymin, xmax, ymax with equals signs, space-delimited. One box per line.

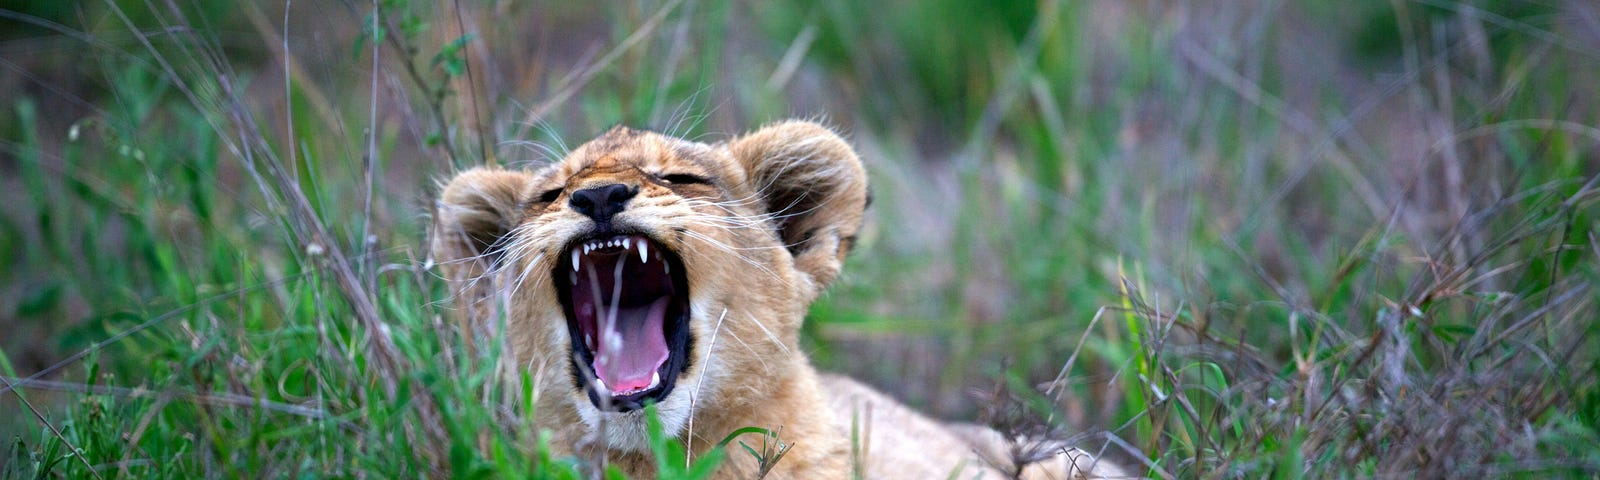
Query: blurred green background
xmin=2 ymin=0 xmax=1598 ymax=477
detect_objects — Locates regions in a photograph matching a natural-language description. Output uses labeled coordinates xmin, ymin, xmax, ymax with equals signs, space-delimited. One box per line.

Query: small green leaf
xmin=16 ymin=283 xmax=61 ymax=316
xmin=431 ymin=34 xmax=477 ymax=77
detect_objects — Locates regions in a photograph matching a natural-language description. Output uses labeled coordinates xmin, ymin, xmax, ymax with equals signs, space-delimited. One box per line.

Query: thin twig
xmin=518 ymin=0 xmax=686 ymax=129
xmin=685 ymin=308 xmax=728 ymax=465
xmin=0 ymin=273 xmax=309 ymax=397
xmin=1 ymin=377 xmax=334 ymax=420
xmin=0 ymin=376 xmax=109 ymax=480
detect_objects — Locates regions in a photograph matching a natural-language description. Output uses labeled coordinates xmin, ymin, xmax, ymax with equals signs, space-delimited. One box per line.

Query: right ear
xmin=726 ymin=121 xmax=868 ymax=298
xmin=430 ymin=168 xmax=537 ymax=303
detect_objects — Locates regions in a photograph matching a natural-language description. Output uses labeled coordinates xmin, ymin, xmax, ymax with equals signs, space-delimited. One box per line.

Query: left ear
xmin=726 ymin=121 xmax=868 ymax=296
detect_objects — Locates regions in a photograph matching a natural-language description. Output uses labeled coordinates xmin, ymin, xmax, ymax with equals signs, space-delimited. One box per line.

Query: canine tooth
xmin=594 ymin=377 xmax=608 ymax=393
xmin=639 ymin=239 xmax=649 ymax=263
xmin=647 ymin=371 xmax=661 ymax=389
xmin=621 ymin=237 xmax=631 ymax=251
xmin=569 ymin=270 xmax=577 ymax=285
xmin=571 ymin=250 xmax=581 ymax=271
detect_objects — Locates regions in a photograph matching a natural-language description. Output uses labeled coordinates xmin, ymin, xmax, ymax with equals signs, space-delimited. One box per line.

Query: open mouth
xmin=555 ymin=234 xmax=692 ymax=412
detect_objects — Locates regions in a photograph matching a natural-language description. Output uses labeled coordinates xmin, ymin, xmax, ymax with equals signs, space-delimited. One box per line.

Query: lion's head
xmin=431 ymin=121 xmax=867 ymax=452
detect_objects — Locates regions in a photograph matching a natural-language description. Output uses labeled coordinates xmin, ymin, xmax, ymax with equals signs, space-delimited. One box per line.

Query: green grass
xmin=4 ymin=0 xmax=1600 ymax=478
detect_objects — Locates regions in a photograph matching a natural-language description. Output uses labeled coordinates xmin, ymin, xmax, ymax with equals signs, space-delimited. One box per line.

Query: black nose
xmin=569 ymin=184 xmax=637 ymax=223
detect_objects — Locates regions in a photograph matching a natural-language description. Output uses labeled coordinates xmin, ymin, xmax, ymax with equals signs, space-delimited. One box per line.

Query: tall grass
xmin=3 ymin=0 xmax=1598 ymax=478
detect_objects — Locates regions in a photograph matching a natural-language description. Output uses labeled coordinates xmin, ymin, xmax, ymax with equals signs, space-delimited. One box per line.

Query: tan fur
xmin=431 ymin=121 xmax=1133 ymax=479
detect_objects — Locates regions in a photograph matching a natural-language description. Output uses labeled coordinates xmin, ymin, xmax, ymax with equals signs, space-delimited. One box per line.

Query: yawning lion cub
xmin=432 ymin=121 xmax=1130 ymax=478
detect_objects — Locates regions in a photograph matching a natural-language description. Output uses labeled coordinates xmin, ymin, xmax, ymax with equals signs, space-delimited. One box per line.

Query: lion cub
xmin=432 ymin=121 xmax=1130 ymax=479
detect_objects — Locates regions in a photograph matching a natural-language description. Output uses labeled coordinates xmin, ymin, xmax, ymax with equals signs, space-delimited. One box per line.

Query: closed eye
xmin=538 ymin=188 xmax=562 ymax=203
xmin=661 ymin=173 xmax=709 ymax=185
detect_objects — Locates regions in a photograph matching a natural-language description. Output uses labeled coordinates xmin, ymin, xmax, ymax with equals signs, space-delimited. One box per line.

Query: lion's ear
xmin=430 ymin=168 xmax=536 ymax=301
xmin=728 ymin=121 xmax=868 ymax=295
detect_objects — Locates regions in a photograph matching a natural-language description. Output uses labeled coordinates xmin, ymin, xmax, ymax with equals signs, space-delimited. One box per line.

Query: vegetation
xmin=3 ymin=0 xmax=1598 ymax=478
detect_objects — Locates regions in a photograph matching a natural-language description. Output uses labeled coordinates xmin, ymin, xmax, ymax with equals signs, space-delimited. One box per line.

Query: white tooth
xmin=572 ymin=250 xmax=581 ymax=271
xmin=622 ymin=237 xmax=631 ymax=251
xmin=639 ymin=239 xmax=649 ymax=263
xmin=663 ymin=260 xmax=670 ymax=274
xmin=648 ymin=371 xmax=661 ymax=389
xmin=594 ymin=377 xmax=608 ymax=394
xmin=585 ymin=334 xmax=594 ymax=351
xmin=569 ymin=269 xmax=577 ymax=285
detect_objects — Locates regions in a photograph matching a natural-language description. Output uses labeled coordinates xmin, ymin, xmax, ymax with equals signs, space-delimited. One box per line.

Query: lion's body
xmin=432 ymin=121 xmax=1130 ymax=479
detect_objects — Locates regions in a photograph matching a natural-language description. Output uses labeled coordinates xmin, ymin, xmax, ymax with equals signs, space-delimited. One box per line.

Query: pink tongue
xmin=594 ymin=296 xmax=671 ymax=393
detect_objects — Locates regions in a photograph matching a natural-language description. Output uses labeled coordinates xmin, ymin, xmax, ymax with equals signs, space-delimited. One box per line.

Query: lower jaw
xmin=576 ymin=408 xmax=673 ymax=454
xmin=573 ymin=352 xmax=681 ymax=412
xmin=587 ymin=389 xmax=664 ymax=412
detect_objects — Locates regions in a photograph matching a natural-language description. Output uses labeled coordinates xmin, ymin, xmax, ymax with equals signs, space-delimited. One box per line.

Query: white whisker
xmin=746 ymin=313 xmax=792 ymax=355
xmin=677 ymin=229 xmax=785 ymax=283
xmin=719 ymin=328 xmax=770 ymax=371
